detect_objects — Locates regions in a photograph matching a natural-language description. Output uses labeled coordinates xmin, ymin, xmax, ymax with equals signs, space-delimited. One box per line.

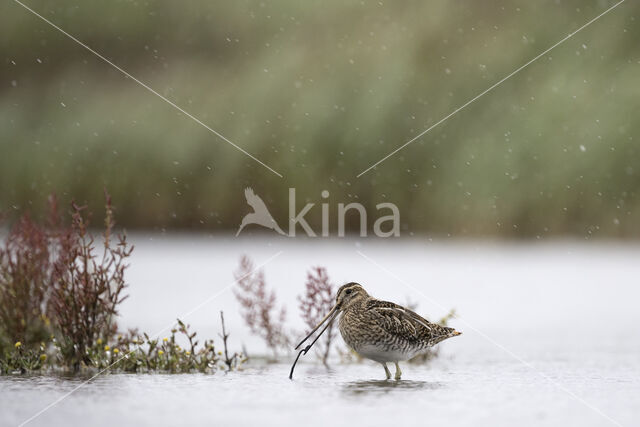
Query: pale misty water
xmin=2 ymin=236 xmax=639 ymax=426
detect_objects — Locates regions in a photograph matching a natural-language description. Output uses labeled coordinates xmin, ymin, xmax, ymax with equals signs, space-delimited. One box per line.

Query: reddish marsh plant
xmin=233 ymin=255 xmax=289 ymax=357
xmin=49 ymin=191 xmax=133 ymax=370
xmin=298 ymin=267 xmax=338 ymax=367
xmin=0 ymin=197 xmax=59 ymax=352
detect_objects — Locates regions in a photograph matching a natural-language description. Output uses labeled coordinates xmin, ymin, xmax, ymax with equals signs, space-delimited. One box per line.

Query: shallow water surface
xmin=3 ymin=353 xmax=638 ymax=427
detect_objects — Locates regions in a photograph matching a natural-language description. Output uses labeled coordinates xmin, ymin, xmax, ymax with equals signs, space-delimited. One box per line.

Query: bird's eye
xmin=345 ymin=289 xmax=352 ymax=295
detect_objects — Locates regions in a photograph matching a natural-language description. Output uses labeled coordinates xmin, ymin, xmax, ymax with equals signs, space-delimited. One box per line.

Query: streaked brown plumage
xmin=296 ymin=282 xmax=461 ymax=380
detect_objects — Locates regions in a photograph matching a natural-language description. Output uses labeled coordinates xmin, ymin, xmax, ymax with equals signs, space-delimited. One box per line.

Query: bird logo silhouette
xmin=236 ymin=187 xmax=287 ymax=236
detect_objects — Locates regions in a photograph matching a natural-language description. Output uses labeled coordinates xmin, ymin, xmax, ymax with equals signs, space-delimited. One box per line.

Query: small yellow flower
xmin=14 ymin=341 xmax=22 ymax=348
xmin=104 ymin=345 xmax=110 ymax=351
xmin=113 ymin=348 xmax=120 ymax=354
xmin=185 ymin=351 xmax=191 ymax=356
xmin=217 ymin=351 xmax=222 ymax=356
xmin=40 ymin=354 xmax=47 ymax=361
xmin=162 ymin=337 xmax=168 ymax=342
xmin=97 ymin=338 xmax=103 ymax=345
xmin=158 ymin=350 xmax=164 ymax=356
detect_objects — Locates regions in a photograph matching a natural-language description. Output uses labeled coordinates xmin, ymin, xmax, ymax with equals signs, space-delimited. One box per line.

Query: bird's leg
xmin=394 ymin=362 xmax=402 ymax=380
xmin=382 ymin=363 xmax=391 ymax=380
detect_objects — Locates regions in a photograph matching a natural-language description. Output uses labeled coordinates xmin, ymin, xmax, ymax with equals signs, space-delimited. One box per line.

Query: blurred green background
xmin=1 ymin=0 xmax=638 ymax=237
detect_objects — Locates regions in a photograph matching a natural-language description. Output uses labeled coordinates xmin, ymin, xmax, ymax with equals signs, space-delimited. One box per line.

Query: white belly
xmin=355 ymin=344 xmax=416 ymax=363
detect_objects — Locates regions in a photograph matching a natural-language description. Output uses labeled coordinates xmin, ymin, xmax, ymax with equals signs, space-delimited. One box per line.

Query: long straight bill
xmin=294 ymin=304 xmax=340 ymax=350
xmin=289 ymin=304 xmax=341 ymax=379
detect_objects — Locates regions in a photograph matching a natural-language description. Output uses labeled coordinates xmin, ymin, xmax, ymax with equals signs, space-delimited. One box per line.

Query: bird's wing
xmin=366 ymin=300 xmax=438 ymax=340
xmin=244 ymin=187 xmax=269 ymax=213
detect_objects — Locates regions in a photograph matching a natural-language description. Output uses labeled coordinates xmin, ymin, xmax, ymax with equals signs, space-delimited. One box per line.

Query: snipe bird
xmin=295 ymin=282 xmax=461 ymax=380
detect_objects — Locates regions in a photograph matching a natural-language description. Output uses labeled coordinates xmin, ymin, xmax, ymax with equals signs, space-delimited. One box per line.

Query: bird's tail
xmin=433 ymin=326 xmax=462 ymax=345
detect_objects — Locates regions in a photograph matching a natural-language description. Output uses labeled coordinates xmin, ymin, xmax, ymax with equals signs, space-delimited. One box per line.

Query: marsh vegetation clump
xmin=0 ymin=193 xmax=242 ymax=374
xmin=49 ymin=192 xmax=132 ymax=370
xmin=298 ymin=267 xmax=340 ymax=367
xmin=233 ymin=255 xmax=291 ymax=357
xmin=0 ymin=206 xmax=54 ymax=354
xmin=1 ymin=318 xmax=243 ymax=374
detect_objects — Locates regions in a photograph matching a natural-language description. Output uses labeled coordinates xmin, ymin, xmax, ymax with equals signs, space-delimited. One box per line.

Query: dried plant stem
xmin=219 ymin=311 xmax=236 ymax=371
